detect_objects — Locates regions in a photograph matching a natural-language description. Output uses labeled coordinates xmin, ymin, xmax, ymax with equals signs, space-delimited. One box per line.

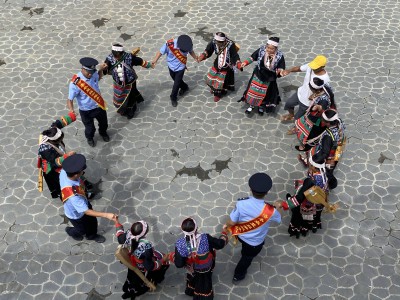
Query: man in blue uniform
xmin=152 ymin=35 xmax=199 ymax=107
xmin=60 ymin=154 xmax=116 ymax=243
xmin=67 ymin=57 xmax=110 ymax=147
xmin=225 ymin=173 xmax=281 ymax=284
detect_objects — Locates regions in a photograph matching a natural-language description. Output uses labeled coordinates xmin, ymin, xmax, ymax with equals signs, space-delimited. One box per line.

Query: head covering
xmin=181 ymin=217 xmax=199 ymax=250
xmin=214 ymin=32 xmax=226 ymax=42
xmin=80 ymin=57 xmax=98 ymax=73
xmin=41 ymin=127 xmax=62 ymax=144
xmin=112 ymin=43 xmax=124 ymax=52
xmin=248 ymin=173 xmax=273 ymax=194
xmin=322 ymin=109 xmax=339 ymax=122
xmin=309 ymin=153 xmax=327 ymax=185
xmin=62 ymin=154 xmax=87 ymax=174
xmin=267 ymin=37 xmax=280 ymax=47
xmin=130 ymin=220 xmax=148 ymax=242
xmin=310 ymin=77 xmax=325 ymax=89
xmin=308 ymin=55 xmax=327 ymax=70
xmin=177 ymin=35 xmax=193 ymax=52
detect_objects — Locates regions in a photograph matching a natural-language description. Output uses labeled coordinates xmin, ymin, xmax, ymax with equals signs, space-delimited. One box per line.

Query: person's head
xmin=41 ymin=127 xmax=64 ymax=144
xmin=181 ymin=217 xmax=197 ymax=235
xmin=177 ymin=35 xmax=193 ymax=53
xmin=214 ymin=32 xmax=227 ymax=47
xmin=80 ymin=57 xmax=98 ymax=79
xmin=266 ymin=37 xmax=279 ymax=55
xmin=130 ymin=220 xmax=149 ymax=252
xmin=309 ymin=77 xmax=325 ymax=92
xmin=248 ymin=173 xmax=273 ymax=199
xmin=111 ymin=43 xmax=124 ymax=59
xmin=308 ymin=55 xmax=327 ymax=72
xmin=62 ymin=154 xmax=87 ymax=179
xmin=309 ymin=153 xmax=327 ymax=184
xmin=321 ymin=109 xmax=339 ymax=127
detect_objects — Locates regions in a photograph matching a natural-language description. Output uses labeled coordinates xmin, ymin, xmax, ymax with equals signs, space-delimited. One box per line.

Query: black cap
xmin=248 ymin=173 xmax=272 ymax=194
xmin=177 ymin=35 xmax=193 ymax=52
xmin=62 ymin=154 xmax=87 ymax=174
xmin=80 ymin=57 xmax=98 ymax=72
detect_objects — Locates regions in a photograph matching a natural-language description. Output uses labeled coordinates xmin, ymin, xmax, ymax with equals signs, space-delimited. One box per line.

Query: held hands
xmin=98 ymin=63 xmax=108 ymax=71
xmin=67 ymin=151 xmax=76 ymax=156
xmin=281 ymin=69 xmax=290 ymax=77
xmin=273 ymin=200 xmax=283 ymax=209
xmin=106 ymin=213 xmax=118 ymax=222
xmin=151 ymin=61 xmax=157 ymax=69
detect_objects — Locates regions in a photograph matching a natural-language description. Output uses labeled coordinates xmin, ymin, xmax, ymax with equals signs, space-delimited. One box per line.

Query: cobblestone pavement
xmin=0 ymin=0 xmax=400 ymax=299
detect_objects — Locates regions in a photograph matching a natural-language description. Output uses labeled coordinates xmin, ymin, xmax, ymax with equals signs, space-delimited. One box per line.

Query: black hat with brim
xmin=248 ymin=173 xmax=273 ymax=194
xmin=62 ymin=154 xmax=87 ymax=174
xmin=80 ymin=57 xmax=98 ymax=72
xmin=177 ymin=35 xmax=193 ymax=52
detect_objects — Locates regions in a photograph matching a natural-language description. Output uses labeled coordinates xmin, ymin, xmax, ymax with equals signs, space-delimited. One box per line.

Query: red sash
xmin=229 ymin=204 xmax=275 ymax=235
xmin=61 ymin=180 xmax=86 ymax=203
xmin=72 ymin=74 xmax=106 ymax=110
xmin=167 ymin=39 xmax=187 ymax=65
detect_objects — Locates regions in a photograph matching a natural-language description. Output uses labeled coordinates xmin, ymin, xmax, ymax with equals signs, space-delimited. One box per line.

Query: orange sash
xmin=61 ymin=180 xmax=86 ymax=203
xmin=72 ymin=74 xmax=106 ymax=110
xmin=167 ymin=39 xmax=187 ymax=65
xmin=229 ymin=204 xmax=275 ymax=235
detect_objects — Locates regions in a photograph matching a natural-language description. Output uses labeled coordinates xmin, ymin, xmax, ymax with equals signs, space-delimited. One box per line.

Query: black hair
xmin=251 ymin=191 xmax=267 ymax=199
xmin=269 ymin=36 xmax=280 ymax=43
xmin=42 ymin=128 xmax=64 ymax=143
xmin=324 ymin=109 xmax=339 ymax=126
xmin=66 ymin=171 xmax=79 ymax=178
xmin=215 ymin=32 xmax=226 ymax=39
xmin=130 ymin=222 xmax=148 ymax=253
xmin=313 ymin=77 xmax=324 ymax=87
xmin=181 ymin=218 xmax=196 ymax=242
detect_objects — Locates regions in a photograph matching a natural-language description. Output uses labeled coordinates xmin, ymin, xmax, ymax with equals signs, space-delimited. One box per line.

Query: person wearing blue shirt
xmin=67 ymin=57 xmax=110 ymax=147
xmin=152 ymin=35 xmax=199 ymax=107
xmin=60 ymin=154 xmax=116 ymax=243
xmin=224 ymin=173 xmax=281 ymax=284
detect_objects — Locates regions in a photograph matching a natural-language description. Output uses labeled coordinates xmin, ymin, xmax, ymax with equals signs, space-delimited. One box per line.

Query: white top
xmin=297 ymin=64 xmax=330 ymax=106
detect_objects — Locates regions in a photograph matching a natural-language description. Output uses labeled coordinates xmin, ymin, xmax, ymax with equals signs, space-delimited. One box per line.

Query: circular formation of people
xmin=37 ymin=32 xmax=345 ymax=299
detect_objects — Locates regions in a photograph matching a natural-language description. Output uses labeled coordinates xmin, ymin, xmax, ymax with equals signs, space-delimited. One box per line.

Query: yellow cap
xmin=308 ymin=55 xmax=327 ymax=70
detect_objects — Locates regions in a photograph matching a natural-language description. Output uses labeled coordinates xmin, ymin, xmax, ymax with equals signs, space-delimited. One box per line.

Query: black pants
xmin=234 ymin=237 xmax=264 ymax=279
xmin=169 ymin=68 xmax=188 ymax=101
xmin=43 ymin=169 xmax=61 ymax=199
xmin=283 ymin=92 xmax=309 ymax=120
xmin=79 ymin=108 xmax=108 ymax=139
xmin=68 ymin=214 xmax=98 ymax=240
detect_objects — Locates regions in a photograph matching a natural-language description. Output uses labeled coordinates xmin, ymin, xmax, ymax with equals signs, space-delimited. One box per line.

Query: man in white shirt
xmin=280 ymin=55 xmax=330 ymax=122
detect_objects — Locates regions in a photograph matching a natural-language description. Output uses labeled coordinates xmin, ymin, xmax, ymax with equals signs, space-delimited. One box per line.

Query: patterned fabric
xmin=176 ymin=234 xmax=214 ymax=271
xmin=106 ymin=52 xmax=138 ymax=84
xmin=133 ymin=239 xmax=152 ymax=258
xmin=212 ymin=39 xmax=234 ymax=67
xmin=38 ymin=143 xmax=66 ymax=174
xmin=244 ymin=73 xmax=270 ymax=106
xmin=295 ymin=115 xmax=317 ymax=145
xmin=256 ymin=46 xmax=283 ymax=71
xmin=205 ymin=66 xmax=227 ymax=91
xmin=112 ymin=82 xmax=132 ymax=108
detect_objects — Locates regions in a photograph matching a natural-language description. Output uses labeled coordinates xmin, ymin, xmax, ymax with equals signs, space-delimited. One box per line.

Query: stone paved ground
xmin=0 ymin=0 xmax=400 ymax=299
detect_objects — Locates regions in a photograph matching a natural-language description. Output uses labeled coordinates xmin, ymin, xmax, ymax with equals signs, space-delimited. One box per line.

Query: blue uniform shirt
xmin=230 ymin=196 xmax=281 ymax=246
xmin=160 ymin=39 xmax=189 ymax=72
xmin=68 ymin=71 xmax=101 ymax=111
xmin=59 ymin=169 xmax=89 ymax=220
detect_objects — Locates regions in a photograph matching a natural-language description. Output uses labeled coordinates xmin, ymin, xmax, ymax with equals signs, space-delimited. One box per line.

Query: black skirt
xmin=43 ymin=169 xmax=61 ymax=199
xmin=122 ymin=265 xmax=169 ymax=299
xmin=185 ymin=269 xmax=214 ymax=300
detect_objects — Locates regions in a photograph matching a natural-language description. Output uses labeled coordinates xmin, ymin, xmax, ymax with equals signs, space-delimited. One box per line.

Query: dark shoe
xmin=245 ymin=106 xmax=253 ymax=114
xmin=65 ymin=227 xmax=83 ymax=241
xmin=295 ymin=145 xmax=307 ymax=152
xmin=297 ymin=154 xmax=308 ymax=168
xmin=86 ymin=192 xmax=96 ymax=199
xmin=232 ymin=276 xmax=245 ymax=285
xmin=258 ymin=107 xmax=264 ymax=116
xmin=87 ymin=139 xmax=96 ymax=147
xmin=171 ymin=100 xmax=178 ymax=107
xmin=86 ymin=234 xmax=106 ymax=243
xmin=214 ymin=96 xmax=221 ymax=102
xmin=312 ymin=227 xmax=318 ymax=233
xmin=237 ymin=97 xmax=245 ymax=103
xmin=178 ymin=87 xmax=189 ymax=96
xmin=127 ymin=105 xmax=137 ymax=119
xmin=101 ymin=134 xmax=110 ymax=142
xmin=84 ymin=180 xmax=93 ymax=190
